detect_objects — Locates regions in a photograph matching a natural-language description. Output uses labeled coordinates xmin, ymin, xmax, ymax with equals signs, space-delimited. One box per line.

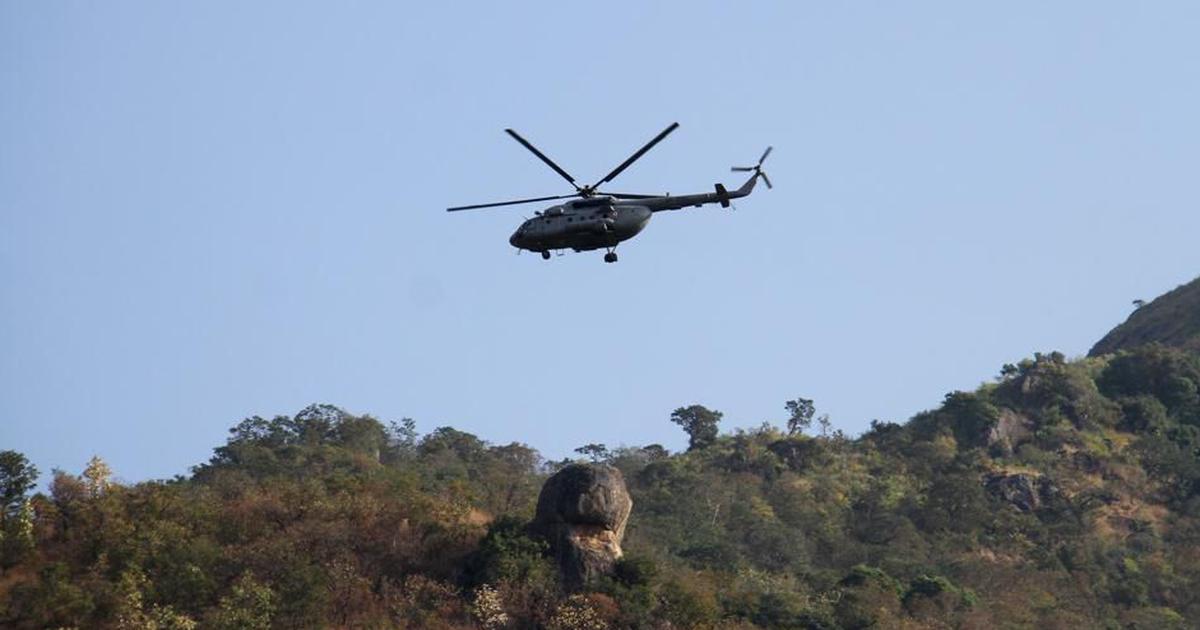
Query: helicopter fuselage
xmin=509 ymin=199 xmax=652 ymax=253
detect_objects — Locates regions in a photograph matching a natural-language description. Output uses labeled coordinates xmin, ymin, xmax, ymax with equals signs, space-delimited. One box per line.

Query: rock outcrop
xmin=983 ymin=409 xmax=1033 ymax=456
xmin=531 ymin=463 xmax=632 ymax=589
xmin=985 ymin=472 xmax=1061 ymax=513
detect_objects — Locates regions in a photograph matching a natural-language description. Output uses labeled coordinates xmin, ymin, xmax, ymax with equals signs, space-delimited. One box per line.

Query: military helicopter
xmin=447 ymin=122 xmax=772 ymax=263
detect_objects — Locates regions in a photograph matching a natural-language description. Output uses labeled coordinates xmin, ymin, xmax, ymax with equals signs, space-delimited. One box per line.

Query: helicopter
xmin=447 ymin=122 xmax=772 ymax=263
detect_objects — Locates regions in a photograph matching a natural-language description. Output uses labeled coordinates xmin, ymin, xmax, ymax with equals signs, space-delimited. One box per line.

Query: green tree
xmin=938 ymin=391 xmax=1000 ymax=448
xmin=1136 ymin=425 xmax=1200 ymax=503
xmin=0 ymin=451 xmax=39 ymax=570
xmin=419 ymin=426 xmax=488 ymax=461
xmin=480 ymin=442 xmax=542 ymax=515
xmin=8 ymin=562 xmax=96 ymax=626
xmin=1119 ymin=395 xmax=1170 ymax=433
xmin=0 ymin=450 xmax=38 ymax=516
xmin=670 ymin=405 xmax=723 ymax=451
xmin=836 ymin=565 xmax=904 ymax=629
xmin=291 ymin=403 xmax=345 ymax=444
xmin=1099 ymin=344 xmax=1200 ymax=425
xmin=785 ymin=397 xmax=815 ymax=435
xmin=575 ymin=443 xmax=610 ymax=462
xmin=385 ymin=417 xmax=419 ymax=462
xmin=206 ymin=572 xmax=277 ymax=630
xmin=114 ymin=567 xmax=198 ymax=630
xmin=465 ymin=516 xmax=552 ymax=586
xmin=641 ymin=444 xmax=669 ymax=460
xmin=332 ymin=414 xmax=389 ymax=459
xmin=1 ymin=496 xmax=36 ymax=570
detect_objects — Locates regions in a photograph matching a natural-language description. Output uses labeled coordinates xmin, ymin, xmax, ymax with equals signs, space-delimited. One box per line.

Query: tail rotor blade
xmin=732 ymin=146 xmax=774 ymax=189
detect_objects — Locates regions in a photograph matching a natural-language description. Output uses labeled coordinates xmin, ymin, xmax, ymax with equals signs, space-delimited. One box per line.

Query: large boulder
xmin=532 ymin=464 xmax=632 ymax=589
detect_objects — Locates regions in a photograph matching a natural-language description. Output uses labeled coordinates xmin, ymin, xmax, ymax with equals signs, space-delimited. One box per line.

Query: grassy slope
xmin=1091 ymin=275 xmax=1200 ymax=356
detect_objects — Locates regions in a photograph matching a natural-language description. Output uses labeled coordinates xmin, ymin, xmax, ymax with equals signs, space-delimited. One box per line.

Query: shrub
xmin=465 ymin=516 xmax=553 ymax=586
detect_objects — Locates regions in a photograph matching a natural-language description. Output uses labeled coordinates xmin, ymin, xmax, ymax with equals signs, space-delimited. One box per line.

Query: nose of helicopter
xmin=509 ymin=230 xmax=521 ymax=248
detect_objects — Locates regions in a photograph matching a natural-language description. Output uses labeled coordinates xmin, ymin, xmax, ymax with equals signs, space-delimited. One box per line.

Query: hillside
xmin=3 ymin=307 xmax=1200 ymax=627
xmin=1091 ymin=275 xmax=1200 ymax=356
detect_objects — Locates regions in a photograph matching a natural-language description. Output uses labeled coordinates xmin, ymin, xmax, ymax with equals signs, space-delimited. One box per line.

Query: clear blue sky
xmin=3 ymin=2 xmax=1199 ymax=483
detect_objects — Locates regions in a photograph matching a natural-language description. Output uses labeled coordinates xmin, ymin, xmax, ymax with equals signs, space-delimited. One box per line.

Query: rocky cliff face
xmin=1091 ymin=275 xmax=1200 ymax=356
xmin=531 ymin=463 xmax=632 ymax=589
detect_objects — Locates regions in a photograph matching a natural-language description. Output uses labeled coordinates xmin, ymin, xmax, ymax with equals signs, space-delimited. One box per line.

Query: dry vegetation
xmin=2 ymin=344 xmax=1200 ymax=628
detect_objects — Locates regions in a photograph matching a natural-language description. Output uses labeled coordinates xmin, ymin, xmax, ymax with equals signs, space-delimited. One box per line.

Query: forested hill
xmin=1091 ymin=275 xmax=1200 ymax=356
xmin=3 ymin=315 xmax=1200 ymax=627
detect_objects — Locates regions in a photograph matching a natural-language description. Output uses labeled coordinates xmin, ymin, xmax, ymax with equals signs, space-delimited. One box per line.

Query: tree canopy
xmin=5 ymin=345 xmax=1200 ymax=627
xmin=670 ymin=405 xmax=723 ymax=451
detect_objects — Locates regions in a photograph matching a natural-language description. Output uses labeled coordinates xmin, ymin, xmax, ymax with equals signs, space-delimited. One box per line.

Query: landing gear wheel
xmin=604 ymin=252 xmax=618 ymax=263
xmin=541 ymin=251 xmax=551 ymax=260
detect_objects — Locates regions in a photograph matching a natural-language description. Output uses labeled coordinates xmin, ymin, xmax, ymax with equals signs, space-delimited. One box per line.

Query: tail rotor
xmin=732 ymin=146 xmax=773 ymax=189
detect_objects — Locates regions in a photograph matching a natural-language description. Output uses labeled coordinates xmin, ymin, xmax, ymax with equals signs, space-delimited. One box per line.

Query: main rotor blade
xmin=591 ymin=122 xmax=679 ymax=189
xmin=598 ymin=191 xmax=661 ymax=199
xmin=447 ymin=193 xmax=578 ymax=212
xmin=504 ymin=129 xmax=579 ymax=189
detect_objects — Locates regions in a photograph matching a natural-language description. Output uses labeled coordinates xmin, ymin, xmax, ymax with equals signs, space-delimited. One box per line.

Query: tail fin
xmin=714 ymin=183 xmax=731 ymax=208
